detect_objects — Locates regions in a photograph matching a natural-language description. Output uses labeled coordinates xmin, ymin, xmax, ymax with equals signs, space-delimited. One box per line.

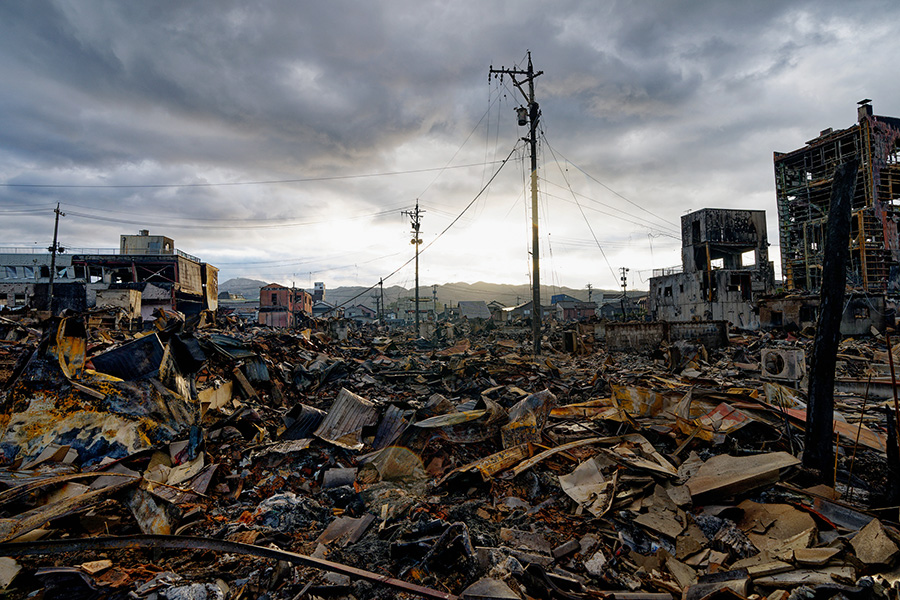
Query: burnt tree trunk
xmin=803 ymin=159 xmax=858 ymax=481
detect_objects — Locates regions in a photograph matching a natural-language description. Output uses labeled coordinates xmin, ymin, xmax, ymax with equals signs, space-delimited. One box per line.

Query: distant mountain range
xmin=219 ymin=277 xmax=641 ymax=309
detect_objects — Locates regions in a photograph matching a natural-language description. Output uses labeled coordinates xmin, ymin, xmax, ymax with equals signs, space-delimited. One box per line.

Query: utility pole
xmin=619 ymin=267 xmax=630 ymax=321
xmin=432 ymin=284 xmax=438 ymax=317
xmin=379 ymin=278 xmax=385 ymax=321
xmin=491 ymin=52 xmax=543 ymax=355
xmin=47 ymin=203 xmax=65 ymax=314
xmin=402 ymin=201 xmax=424 ymax=336
xmin=586 ymin=283 xmax=593 ymax=303
xmin=370 ymin=293 xmax=381 ymax=321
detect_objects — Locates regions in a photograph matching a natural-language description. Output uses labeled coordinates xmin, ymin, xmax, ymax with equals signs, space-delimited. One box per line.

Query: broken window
xmin=664 ymin=286 xmax=673 ymax=297
xmin=853 ymin=305 xmax=870 ymax=319
xmin=3 ymin=266 xmax=14 ymax=279
xmin=740 ymin=250 xmax=756 ymax=267
xmin=88 ymin=266 xmax=104 ymax=284
xmin=710 ymin=257 xmax=724 ymax=270
xmin=271 ymin=293 xmax=278 ymax=304
xmin=13 ymin=293 xmax=26 ymax=306
xmin=770 ymin=310 xmax=783 ymax=327
xmin=22 ymin=266 xmax=34 ymax=279
xmin=40 ymin=266 xmax=50 ymax=278
xmin=799 ymin=305 xmax=817 ymax=323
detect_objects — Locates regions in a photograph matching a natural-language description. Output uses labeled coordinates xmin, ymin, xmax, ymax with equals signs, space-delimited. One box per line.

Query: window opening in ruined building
xmin=22 ymin=266 xmax=34 ymax=279
xmin=692 ymin=221 xmax=701 ymax=245
xmin=740 ymin=250 xmax=756 ymax=267
xmin=13 ymin=294 xmax=26 ymax=306
xmin=3 ymin=267 xmax=14 ymax=279
xmin=771 ymin=311 xmax=783 ymax=327
xmin=88 ymin=267 xmax=103 ymax=284
xmin=271 ymin=293 xmax=278 ymax=304
xmin=853 ymin=305 xmax=870 ymax=319
xmin=664 ymin=286 xmax=673 ymax=297
xmin=711 ymin=257 xmax=724 ymax=270
xmin=799 ymin=305 xmax=817 ymax=323
xmin=40 ymin=266 xmax=50 ymax=278
xmin=679 ymin=284 xmax=684 ymax=293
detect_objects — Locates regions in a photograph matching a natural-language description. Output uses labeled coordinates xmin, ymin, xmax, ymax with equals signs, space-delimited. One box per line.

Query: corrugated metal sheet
xmin=314 ymin=388 xmax=379 ymax=451
xmin=89 ymin=333 xmax=165 ymax=380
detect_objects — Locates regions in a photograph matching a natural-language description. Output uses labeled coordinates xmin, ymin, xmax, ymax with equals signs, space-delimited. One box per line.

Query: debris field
xmin=0 ymin=308 xmax=899 ymax=600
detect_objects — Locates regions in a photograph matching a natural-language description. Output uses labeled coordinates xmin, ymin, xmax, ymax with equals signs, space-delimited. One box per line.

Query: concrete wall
xmin=606 ymin=320 xmax=728 ymax=352
xmin=650 ymin=269 xmax=765 ymax=329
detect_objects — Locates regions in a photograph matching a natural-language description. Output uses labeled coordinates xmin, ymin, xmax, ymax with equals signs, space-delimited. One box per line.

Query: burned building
xmin=0 ymin=230 xmax=217 ymax=317
xmin=649 ymin=208 xmax=775 ymax=328
xmin=775 ymin=100 xmax=900 ymax=292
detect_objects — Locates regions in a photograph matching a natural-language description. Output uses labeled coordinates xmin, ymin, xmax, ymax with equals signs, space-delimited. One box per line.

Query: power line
xmin=1 ymin=160 xmax=506 ymax=189
xmin=330 ymin=143 xmax=520 ymax=312
xmin=540 ymin=139 xmax=679 ymax=231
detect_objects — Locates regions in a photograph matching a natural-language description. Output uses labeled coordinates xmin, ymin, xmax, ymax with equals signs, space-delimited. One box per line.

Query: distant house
xmin=312 ymin=300 xmax=341 ymax=319
xmin=258 ymin=283 xmax=313 ymax=327
xmin=487 ymin=300 xmax=507 ymax=323
xmin=550 ymin=293 xmax=581 ymax=305
xmin=457 ymin=300 xmax=491 ymax=320
xmin=599 ymin=296 xmax=642 ymax=320
xmin=555 ymin=301 xmax=597 ymax=321
xmin=501 ymin=301 xmax=554 ymax=322
xmin=345 ymin=304 xmax=376 ymax=324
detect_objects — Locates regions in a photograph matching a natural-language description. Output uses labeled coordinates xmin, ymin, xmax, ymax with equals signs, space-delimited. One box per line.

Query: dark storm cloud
xmin=2 ymin=0 xmax=900 ymax=288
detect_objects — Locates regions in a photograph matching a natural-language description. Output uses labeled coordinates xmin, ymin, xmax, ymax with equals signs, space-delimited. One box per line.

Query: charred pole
xmin=491 ymin=52 xmax=543 ymax=355
xmin=804 ymin=159 xmax=858 ymax=481
xmin=47 ymin=203 xmax=65 ymax=314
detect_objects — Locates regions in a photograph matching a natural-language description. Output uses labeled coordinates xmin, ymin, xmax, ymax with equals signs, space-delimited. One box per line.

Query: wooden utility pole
xmin=804 ymin=159 xmax=858 ymax=481
xmin=379 ymin=278 xmax=385 ymax=321
xmin=491 ymin=52 xmax=543 ymax=355
xmin=586 ymin=283 xmax=593 ymax=303
xmin=619 ymin=267 xmax=630 ymax=321
xmin=402 ymin=201 xmax=424 ymax=336
xmin=47 ymin=203 xmax=65 ymax=314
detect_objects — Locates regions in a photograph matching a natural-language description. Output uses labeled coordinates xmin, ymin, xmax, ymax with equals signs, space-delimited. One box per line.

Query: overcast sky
xmin=2 ymin=1 xmax=899 ymax=295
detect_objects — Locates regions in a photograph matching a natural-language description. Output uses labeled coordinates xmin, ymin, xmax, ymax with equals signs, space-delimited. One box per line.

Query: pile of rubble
xmin=0 ymin=306 xmax=898 ymax=600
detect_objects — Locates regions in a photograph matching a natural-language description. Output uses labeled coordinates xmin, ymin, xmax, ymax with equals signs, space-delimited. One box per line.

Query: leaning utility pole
xmin=619 ymin=267 xmax=629 ymax=321
xmin=47 ymin=203 xmax=65 ymax=314
xmin=402 ymin=201 xmax=424 ymax=335
xmin=491 ymin=51 xmax=543 ymax=355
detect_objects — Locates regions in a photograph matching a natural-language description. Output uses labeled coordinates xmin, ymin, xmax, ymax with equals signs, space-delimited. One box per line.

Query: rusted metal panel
xmin=314 ymin=388 xmax=379 ymax=451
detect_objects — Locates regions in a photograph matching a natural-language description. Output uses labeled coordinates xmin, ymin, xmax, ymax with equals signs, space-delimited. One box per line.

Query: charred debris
xmin=0 ymin=291 xmax=897 ymax=600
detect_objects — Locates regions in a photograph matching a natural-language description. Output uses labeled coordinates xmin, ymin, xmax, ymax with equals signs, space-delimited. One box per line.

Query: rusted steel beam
xmin=0 ymin=534 xmax=460 ymax=600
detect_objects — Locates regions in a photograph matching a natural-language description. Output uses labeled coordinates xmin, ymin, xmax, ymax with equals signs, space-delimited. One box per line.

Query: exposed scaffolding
xmin=774 ymin=100 xmax=900 ymax=292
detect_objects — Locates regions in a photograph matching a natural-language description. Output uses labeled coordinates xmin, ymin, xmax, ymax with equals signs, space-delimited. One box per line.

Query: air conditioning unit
xmin=760 ymin=348 xmax=806 ymax=382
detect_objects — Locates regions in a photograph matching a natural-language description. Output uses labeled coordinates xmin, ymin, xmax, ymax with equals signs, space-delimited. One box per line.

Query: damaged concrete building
xmin=649 ymin=208 xmax=775 ymax=328
xmin=0 ymin=230 xmax=218 ymax=318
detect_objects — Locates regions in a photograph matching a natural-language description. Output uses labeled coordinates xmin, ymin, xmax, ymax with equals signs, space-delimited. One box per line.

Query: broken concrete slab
xmin=851 ymin=518 xmax=899 ymax=566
